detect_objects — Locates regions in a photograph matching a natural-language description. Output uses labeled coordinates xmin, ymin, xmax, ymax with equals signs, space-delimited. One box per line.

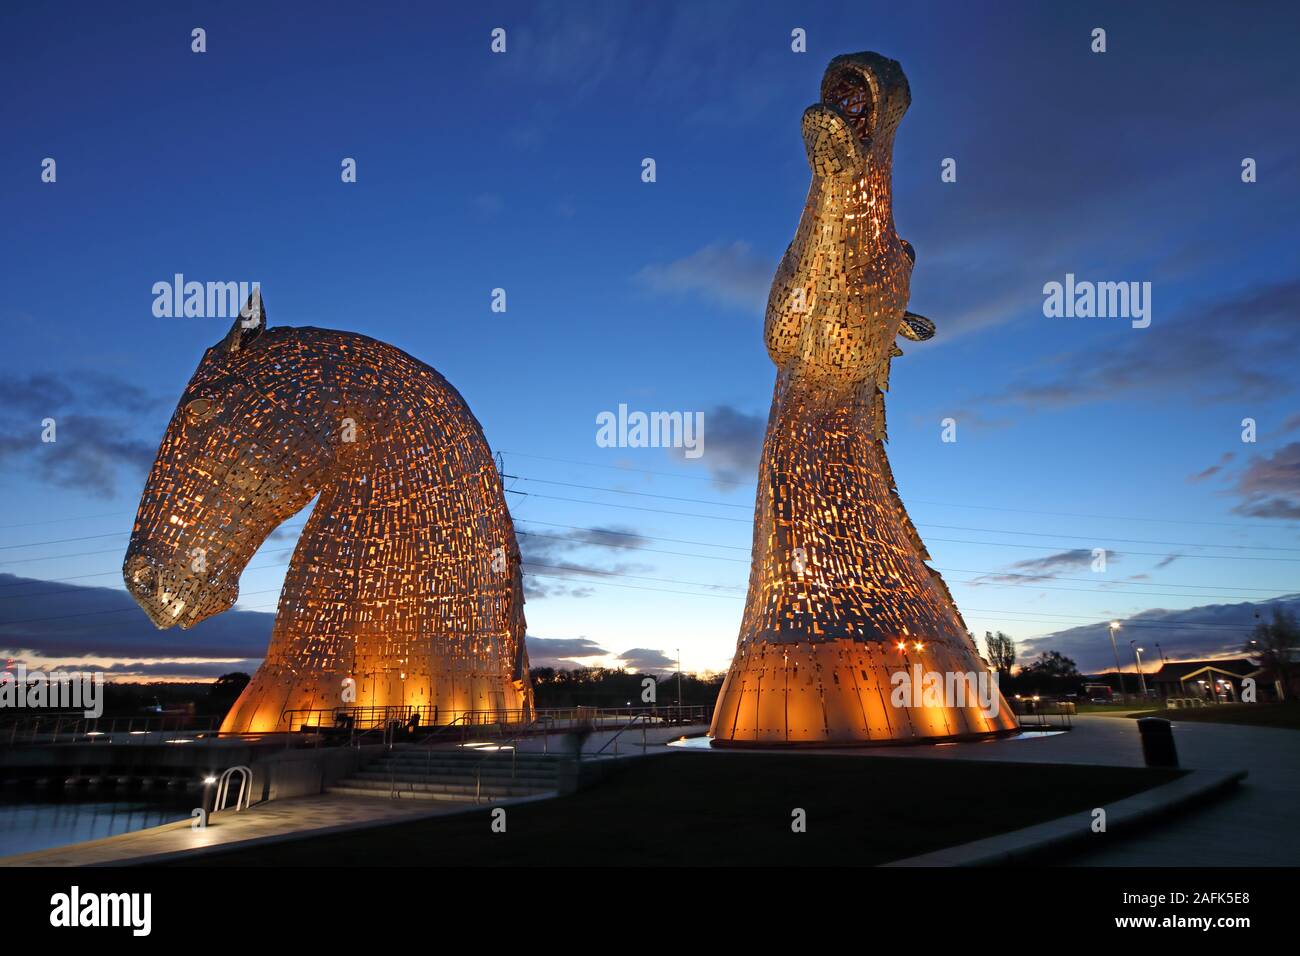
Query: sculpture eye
xmin=899 ymin=239 xmax=916 ymax=265
xmin=185 ymin=398 xmax=217 ymax=425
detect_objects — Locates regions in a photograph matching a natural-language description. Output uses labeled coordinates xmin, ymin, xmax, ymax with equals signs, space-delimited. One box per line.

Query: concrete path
xmin=514 ymin=722 xmax=711 ymax=756
xmin=6 ymin=716 xmax=1291 ymax=866
xmin=0 ymin=725 xmax=707 ymax=867
xmin=676 ymin=715 xmax=1299 ymax=866
xmin=1058 ymin=716 xmax=1300 ymax=866
xmin=0 ymin=792 xmax=488 ymax=867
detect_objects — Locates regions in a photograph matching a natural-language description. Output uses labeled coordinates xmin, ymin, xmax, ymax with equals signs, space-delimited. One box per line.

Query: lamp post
xmin=676 ymin=648 xmax=683 ymax=721
xmin=1131 ymin=643 xmax=1148 ymax=696
xmin=1108 ymin=621 xmax=1127 ymax=700
xmin=200 ymin=774 xmax=217 ymax=827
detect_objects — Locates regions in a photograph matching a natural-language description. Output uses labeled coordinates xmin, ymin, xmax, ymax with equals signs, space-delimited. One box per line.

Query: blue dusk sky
xmin=1 ymin=0 xmax=1298 ymax=681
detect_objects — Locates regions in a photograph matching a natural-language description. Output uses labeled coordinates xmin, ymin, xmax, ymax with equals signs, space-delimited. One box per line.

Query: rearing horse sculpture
xmin=124 ymin=294 xmax=532 ymax=733
xmin=710 ymin=52 xmax=1017 ymax=745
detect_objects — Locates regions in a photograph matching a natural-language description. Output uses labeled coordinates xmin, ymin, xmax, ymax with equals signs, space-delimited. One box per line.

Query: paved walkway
xmin=1055 ymin=716 xmax=1300 ymax=866
xmin=5 ymin=717 xmax=1292 ymax=866
xmin=515 ymin=722 xmax=711 ymax=756
xmin=682 ymin=715 xmax=1299 ymax=866
xmin=0 ymin=726 xmax=704 ymax=867
xmin=0 ymin=793 xmax=486 ymax=867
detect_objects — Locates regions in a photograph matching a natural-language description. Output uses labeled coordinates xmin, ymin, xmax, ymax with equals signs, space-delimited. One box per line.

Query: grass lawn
xmin=1128 ymin=702 xmax=1300 ymax=730
xmin=174 ymin=752 xmax=1182 ymax=867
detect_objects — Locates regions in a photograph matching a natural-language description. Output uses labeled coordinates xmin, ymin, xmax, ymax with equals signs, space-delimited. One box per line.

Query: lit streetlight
xmin=1108 ymin=621 xmax=1127 ymax=700
xmin=676 ymin=648 xmax=683 ymax=721
xmin=1130 ymin=642 xmax=1148 ymax=697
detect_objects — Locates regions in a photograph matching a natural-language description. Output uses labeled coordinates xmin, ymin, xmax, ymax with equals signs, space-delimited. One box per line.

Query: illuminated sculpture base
xmin=710 ymin=639 xmax=1019 ymax=747
xmin=222 ymin=669 xmax=531 ymax=735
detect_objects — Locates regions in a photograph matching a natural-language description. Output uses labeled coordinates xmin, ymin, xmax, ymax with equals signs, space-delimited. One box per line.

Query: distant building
xmin=1149 ymin=658 xmax=1257 ymax=702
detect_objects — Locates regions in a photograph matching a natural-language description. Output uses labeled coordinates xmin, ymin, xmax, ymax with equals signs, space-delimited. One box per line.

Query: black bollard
xmin=1137 ymin=716 xmax=1179 ymax=767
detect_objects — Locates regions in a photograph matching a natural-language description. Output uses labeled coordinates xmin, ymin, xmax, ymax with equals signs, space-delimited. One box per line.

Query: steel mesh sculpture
xmin=710 ymin=53 xmax=1017 ymax=745
xmin=124 ymin=294 xmax=533 ymax=733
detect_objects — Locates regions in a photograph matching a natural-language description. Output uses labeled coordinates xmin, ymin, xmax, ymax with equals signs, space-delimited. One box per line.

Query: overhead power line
xmin=499 ymin=449 xmax=1299 ymax=530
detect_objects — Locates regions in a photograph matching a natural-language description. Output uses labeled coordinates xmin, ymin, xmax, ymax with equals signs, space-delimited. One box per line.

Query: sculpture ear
xmin=899 ymin=311 xmax=935 ymax=342
xmin=223 ymin=288 xmax=267 ymax=354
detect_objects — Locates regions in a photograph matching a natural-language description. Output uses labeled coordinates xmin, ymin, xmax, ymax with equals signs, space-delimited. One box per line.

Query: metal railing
xmin=1012 ymin=701 xmax=1074 ymax=730
xmin=2 ymin=713 xmax=222 ymax=746
xmin=592 ymin=712 xmax=656 ymax=757
xmin=1 ymin=704 xmax=712 ymax=750
xmin=281 ymin=703 xmax=709 ymax=740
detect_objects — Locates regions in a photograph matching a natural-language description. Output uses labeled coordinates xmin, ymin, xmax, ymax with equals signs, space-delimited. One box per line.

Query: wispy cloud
xmin=635 ymin=241 xmax=772 ymax=312
xmin=1017 ymin=594 xmax=1300 ymax=672
xmin=970 ymin=549 xmax=1118 ymax=585
xmin=1231 ymin=442 xmax=1300 ymax=519
xmin=617 ymin=647 xmax=676 ymax=673
xmin=0 ymin=573 xmax=272 ymax=662
xmin=525 ymin=635 xmax=608 ymax=669
xmin=971 ymin=280 xmax=1300 ymax=411
xmin=518 ymin=524 xmax=652 ymax=599
xmin=669 ymin=404 xmax=764 ymax=486
xmin=1188 ymin=452 xmax=1234 ymax=483
xmin=0 ymin=371 xmax=167 ymax=498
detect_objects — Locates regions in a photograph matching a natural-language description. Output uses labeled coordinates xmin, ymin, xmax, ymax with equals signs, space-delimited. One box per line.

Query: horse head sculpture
xmin=711 ymin=53 xmax=1017 ymax=746
xmin=124 ymin=294 xmax=331 ymax=629
xmin=766 ymin=51 xmax=934 ymax=398
xmin=125 ymin=293 xmax=533 ymax=732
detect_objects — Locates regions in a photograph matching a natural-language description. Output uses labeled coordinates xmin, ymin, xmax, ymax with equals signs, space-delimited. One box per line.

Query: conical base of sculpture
xmin=709 ymin=639 xmax=1019 ymax=747
xmin=220 ymin=666 xmax=531 ymax=734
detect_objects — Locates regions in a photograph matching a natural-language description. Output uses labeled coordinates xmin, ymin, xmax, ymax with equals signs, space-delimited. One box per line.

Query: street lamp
xmin=1131 ymin=643 xmax=1148 ymax=696
xmin=676 ymin=648 xmax=683 ymax=720
xmin=1108 ymin=621 xmax=1127 ymax=700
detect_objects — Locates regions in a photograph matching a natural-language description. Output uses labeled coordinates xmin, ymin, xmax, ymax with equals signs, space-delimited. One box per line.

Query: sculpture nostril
xmin=127 ymin=559 xmax=157 ymax=597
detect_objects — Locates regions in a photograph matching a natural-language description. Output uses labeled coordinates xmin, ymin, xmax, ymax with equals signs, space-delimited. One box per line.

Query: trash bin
xmin=1137 ymin=717 xmax=1179 ymax=767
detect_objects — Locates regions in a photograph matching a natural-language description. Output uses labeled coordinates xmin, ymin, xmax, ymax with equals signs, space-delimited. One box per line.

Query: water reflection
xmin=0 ymin=794 xmax=195 ymax=858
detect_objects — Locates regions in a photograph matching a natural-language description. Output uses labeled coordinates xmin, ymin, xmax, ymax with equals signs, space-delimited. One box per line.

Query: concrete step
xmin=328 ymin=778 xmax=551 ymax=798
xmin=370 ymin=762 xmax=559 ymax=779
xmin=354 ymin=771 xmax=557 ymax=788
xmin=374 ymin=756 xmax=560 ymax=771
xmin=379 ymin=754 xmax=559 ymax=770
xmin=326 ymin=748 xmax=564 ymax=802
xmin=325 ymin=785 xmax=481 ymax=802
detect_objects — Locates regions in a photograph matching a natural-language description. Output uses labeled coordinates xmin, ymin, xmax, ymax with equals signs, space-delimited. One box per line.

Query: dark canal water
xmin=0 ymin=794 xmax=196 ymax=858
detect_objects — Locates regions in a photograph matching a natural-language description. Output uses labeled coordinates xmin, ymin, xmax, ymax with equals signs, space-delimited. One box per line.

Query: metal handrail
xmin=409 ymin=712 xmax=475 ymax=748
xmin=2 ymin=713 xmax=223 ymax=746
xmin=468 ymin=721 xmax=554 ymax=802
xmin=1 ymin=705 xmax=711 ymax=750
xmin=592 ymin=712 xmax=656 ymax=757
xmin=1013 ymin=701 xmax=1074 ymax=730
